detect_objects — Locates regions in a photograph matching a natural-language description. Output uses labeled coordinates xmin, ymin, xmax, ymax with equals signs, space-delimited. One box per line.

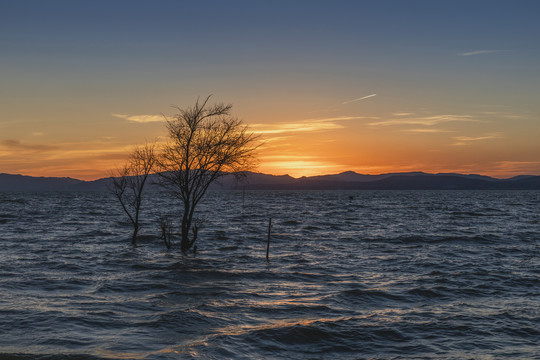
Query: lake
xmin=1 ymin=190 xmax=539 ymax=359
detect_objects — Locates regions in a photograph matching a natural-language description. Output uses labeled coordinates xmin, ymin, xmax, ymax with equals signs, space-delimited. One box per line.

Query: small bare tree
xmin=112 ymin=143 xmax=156 ymax=245
xmin=158 ymin=215 xmax=174 ymax=250
xmin=157 ymin=96 xmax=258 ymax=253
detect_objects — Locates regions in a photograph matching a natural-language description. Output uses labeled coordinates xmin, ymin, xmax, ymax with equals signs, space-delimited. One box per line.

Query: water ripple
xmin=0 ymin=190 xmax=539 ymax=359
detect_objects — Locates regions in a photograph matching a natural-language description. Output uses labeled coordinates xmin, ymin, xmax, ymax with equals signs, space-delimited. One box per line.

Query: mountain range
xmin=1 ymin=171 xmax=539 ymax=191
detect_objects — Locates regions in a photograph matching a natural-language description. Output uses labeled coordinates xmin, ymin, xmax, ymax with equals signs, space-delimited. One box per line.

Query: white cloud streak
xmin=252 ymin=121 xmax=344 ymax=134
xmin=342 ymin=94 xmax=377 ymax=105
xmin=403 ymin=128 xmax=455 ymax=133
xmin=252 ymin=116 xmax=371 ymax=135
xmin=304 ymin=116 xmax=378 ymax=122
xmin=112 ymin=113 xmax=165 ymax=123
xmin=368 ymin=114 xmax=478 ymax=127
xmin=452 ymin=132 xmax=503 ymax=146
xmin=460 ymin=50 xmax=508 ymax=56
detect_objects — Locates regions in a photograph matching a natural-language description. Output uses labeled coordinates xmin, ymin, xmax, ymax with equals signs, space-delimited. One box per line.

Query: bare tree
xmin=158 ymin=215 xmax=174 ymax=250
xmin=157 ymin=96 xmax=258 ymax=253
xmin=112 ymin=143 xmax=156 ymax=245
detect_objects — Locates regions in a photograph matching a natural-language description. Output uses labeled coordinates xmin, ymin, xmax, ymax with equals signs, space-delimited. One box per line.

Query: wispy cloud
xmin=478 ymin=111 xmax=526 ymax=120
xmin=1 ymin=139 xmax=58 ymax=152
xmin=251 ymin=122 xmax=343 ymax=135
xmin=306 ymin=116 xmax=375 ymax=122
xmin=368 ymin=114 xmax=478 ymax=127
xmin=112 ymin=113 xmax=164 ymax=123
xmin=252 ymin=116 xmax=369 ymax=135
xmin=0 ymin=138 xmax=161 ymax=180
xmin=493 ymin=161 xmax=540 ymax=175
xmin=460 ymin=50 xmax=508 ymax=56
xmin=342 ymin=94 xmax=377 ymax=105
xmin=403 ymin=128 xmax=455 ymax=133
xmin=452 ymin=132 xmax=503 ymax=146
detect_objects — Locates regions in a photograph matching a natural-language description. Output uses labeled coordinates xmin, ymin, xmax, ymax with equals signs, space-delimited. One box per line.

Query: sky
xmin=1 ymin=0 xmax=539 ymax=180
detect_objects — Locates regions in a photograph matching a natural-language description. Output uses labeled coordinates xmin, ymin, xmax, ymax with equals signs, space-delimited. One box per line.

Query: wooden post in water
xmin=266 ymin=218 xmax=272 ymax=261
xmin=242 ymin=186 xmax=246 ymax=214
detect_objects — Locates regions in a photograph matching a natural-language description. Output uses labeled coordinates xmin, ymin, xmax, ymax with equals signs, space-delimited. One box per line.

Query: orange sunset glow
xmin=1 ymin=1 xmax=539 ymax=180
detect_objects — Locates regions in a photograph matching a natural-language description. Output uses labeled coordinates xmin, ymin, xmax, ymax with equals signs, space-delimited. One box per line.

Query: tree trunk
xmin=180 ymin=208 xmax=192 ymax=253
xmin=131 ymin=225 xmax=138 ymax=246
xmin=180 ymin=228 xmax=190 ymax=252
xmin=180 ymin=217 xmax=199 ymax=253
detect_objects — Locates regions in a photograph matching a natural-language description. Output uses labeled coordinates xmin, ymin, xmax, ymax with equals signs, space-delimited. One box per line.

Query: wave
xmin=332 ymin=288 xmax=407 ymax=305
xmin=0 ymin=213 xmax=17 ymax=218
xmin=0 ymin=355 xmax=105 ymax=360
xmin=361 ymin=234 xmax=502 ymax=245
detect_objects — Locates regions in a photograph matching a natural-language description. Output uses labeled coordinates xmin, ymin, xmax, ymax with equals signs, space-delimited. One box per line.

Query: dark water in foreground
xmin=0 ymin=190 xmax=539 ymax=359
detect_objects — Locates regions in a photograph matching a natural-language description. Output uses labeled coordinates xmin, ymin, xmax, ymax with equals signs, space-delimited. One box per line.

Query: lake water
xmin=0 ymin=190 xmax=539 ymax=359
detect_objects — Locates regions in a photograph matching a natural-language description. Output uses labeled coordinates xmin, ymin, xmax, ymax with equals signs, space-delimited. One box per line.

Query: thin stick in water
xmin=266 ymin=218 xmax=272 ymax=261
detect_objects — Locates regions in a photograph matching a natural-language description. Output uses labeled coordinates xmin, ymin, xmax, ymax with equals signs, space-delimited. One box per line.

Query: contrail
xmin=342 ymin=94 xmax=377 ymax=105
xmin=460 ymin=50 xmax=507 ymax=56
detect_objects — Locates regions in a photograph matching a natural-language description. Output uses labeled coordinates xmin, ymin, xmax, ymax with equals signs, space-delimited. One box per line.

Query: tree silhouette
xmin=112 ymin=143 xmax=156 ymax=245
xmin=157 ymin=96 xmax=258 ymax=253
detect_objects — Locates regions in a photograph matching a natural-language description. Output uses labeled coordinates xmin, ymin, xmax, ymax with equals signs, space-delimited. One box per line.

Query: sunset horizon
xmin=2 ymin=167 xmax=539 ymax=183
xmin=2 ymin=1 xmax=539 ymax=180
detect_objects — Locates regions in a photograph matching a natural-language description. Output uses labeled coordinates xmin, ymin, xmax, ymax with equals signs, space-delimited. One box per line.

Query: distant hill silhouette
xmin=0 ymin=174 xmax=84 ymax=191
xmin=1 ymin=171 xmax=539 ymax=191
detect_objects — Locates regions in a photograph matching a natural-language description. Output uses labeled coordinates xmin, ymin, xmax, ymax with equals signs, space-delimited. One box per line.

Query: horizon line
xmin=1 ymin=170 xmax=538 ymax=182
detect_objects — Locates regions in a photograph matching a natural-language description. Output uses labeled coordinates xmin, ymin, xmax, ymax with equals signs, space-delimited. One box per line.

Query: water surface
xmin=1 ymin=190 xmax=539 ymax=359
